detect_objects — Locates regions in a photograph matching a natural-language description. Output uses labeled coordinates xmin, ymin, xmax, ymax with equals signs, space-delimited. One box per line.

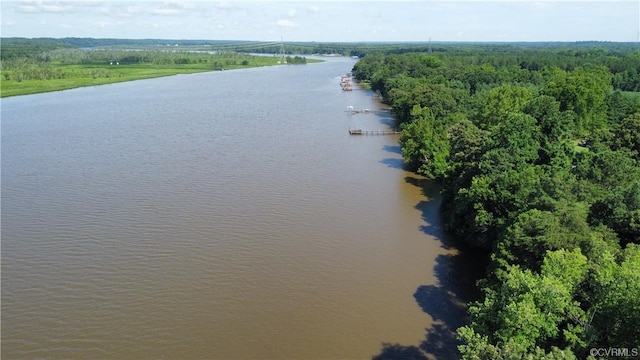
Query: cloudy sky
xmin=1 ymin=1 xmax=639 ymax=42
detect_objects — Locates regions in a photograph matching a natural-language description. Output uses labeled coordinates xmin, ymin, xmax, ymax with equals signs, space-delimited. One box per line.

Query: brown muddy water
xmin=1 ymin=57 xmax=477 ymax=359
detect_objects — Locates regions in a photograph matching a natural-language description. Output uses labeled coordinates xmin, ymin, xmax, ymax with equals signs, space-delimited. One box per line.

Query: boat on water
xmin=340 ymin=72 xmax=353 ymax=91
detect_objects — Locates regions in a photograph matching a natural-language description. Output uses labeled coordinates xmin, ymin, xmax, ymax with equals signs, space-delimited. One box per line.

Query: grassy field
xmin=1 ymin=55 xmax=321 ymax=97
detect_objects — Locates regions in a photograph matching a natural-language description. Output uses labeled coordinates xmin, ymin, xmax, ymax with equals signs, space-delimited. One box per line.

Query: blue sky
xmin=1 ymin=1 xmax=639 ymax=42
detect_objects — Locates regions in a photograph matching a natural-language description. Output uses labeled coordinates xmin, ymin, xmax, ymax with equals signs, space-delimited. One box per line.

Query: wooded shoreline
xmin=353 ymin=42 xmax=640 ymax=359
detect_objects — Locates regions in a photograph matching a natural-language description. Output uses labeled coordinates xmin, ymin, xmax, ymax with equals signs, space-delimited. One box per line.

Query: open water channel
xmin=2 ymin=57 xmax=475 ymax=359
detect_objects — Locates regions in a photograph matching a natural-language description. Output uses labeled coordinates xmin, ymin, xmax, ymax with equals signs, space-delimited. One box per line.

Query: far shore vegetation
xmin=0 ymin=38 xmax=320 ymax=97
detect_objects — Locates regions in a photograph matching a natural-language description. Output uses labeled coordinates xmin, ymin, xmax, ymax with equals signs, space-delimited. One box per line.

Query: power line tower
xmin=277 ymin=37 xmax=287 ymax=64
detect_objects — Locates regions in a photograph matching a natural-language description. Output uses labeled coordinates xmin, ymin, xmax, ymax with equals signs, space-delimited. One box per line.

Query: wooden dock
xmin=347 ymin=109 xmax=389 ymax=115
xmin=345 ymin=106 xmax=390 ymax=115
xmin=349 ymin=129 xmax=401 ymax=135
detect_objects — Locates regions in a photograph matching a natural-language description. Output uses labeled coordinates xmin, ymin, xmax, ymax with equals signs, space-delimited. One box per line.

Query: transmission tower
xmin=278 ymin=37 xmax=287 ymax=64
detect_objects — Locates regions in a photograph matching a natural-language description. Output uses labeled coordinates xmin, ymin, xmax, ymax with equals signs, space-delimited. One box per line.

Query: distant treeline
xmin=1 ymin=38 xmax=74 ymax=60
xmin=0 ymin=37 xmax=252 ymax=59
xmin=353 ymin=44 xmax=640 ymax=359
xmin=4 ymin=37 xmax=639 ymax=60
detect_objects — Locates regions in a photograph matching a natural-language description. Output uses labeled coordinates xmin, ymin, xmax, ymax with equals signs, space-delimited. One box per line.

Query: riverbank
xmin=0 ymin=56 xmax=322 ymax=98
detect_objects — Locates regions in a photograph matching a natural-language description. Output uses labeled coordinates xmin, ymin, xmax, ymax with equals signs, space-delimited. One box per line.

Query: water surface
xmin=2 ymin=58 xmax=468 ymax=359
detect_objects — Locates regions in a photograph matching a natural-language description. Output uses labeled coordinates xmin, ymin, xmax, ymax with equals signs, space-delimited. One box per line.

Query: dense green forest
xmin=352 ymin=44 xmax=640 ymax=359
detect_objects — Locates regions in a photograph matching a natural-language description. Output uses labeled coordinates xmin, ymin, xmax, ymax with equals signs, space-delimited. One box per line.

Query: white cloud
xmin=287 ymin=8 xmax=296 ymax=17
xmin=276 ymin=19 xmax=297 ymax=27
xmin=101 ymin=5 xmax=144 ymax=18
xmin=15 ymin=0 xmax=74 ymax=13
xmin=308 ymin=5 xmax=320 ymax=13
xmin=40 ymin=4 xmax=70 ymax=12
xmin=152 ymin=21 xmax=179 ymax=30
xmin=157 ymin=1 xmax=197 ymax=11
xmin=98 ymin=20 xmax=113 ymax=28
xmin=16 ymin=4 xmax=39 ymax=13
xmin=152 ymin=8 xmax=181 ymax=16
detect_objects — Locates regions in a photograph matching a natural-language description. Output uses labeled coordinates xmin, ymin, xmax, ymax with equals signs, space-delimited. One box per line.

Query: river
xmin=1 ymin=57 xmax=474 ymax=359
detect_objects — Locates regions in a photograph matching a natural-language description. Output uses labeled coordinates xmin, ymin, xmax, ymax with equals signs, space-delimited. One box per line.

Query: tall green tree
xmin=487 ymin=112 xmax=541 ymax=163
xmin=446 ymin=118 xmax=487 ymax=171
xmin=464 ymin=63 xmax=499 ymax=94
xmin=459 ymin=249 xmax=589 ymax=357
xmin=574 ymin=146 xmax=639 ymax=192
xmin=481 ymin=84 xmax=534 ymax=128
xmin=588 ymin=181 xmax=640 ymax=244
xmin=542 ymin=66 xmax=612 ymax=134
xmin=612 ymin=112 xmax=640 ymax=159
xmin=583 ymin=245 xmax=640 ymax=349
xmin=399 ymin=105 xmax=450 ymax=179
xmin=523 ymin=95 xmax=575 ymax=142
